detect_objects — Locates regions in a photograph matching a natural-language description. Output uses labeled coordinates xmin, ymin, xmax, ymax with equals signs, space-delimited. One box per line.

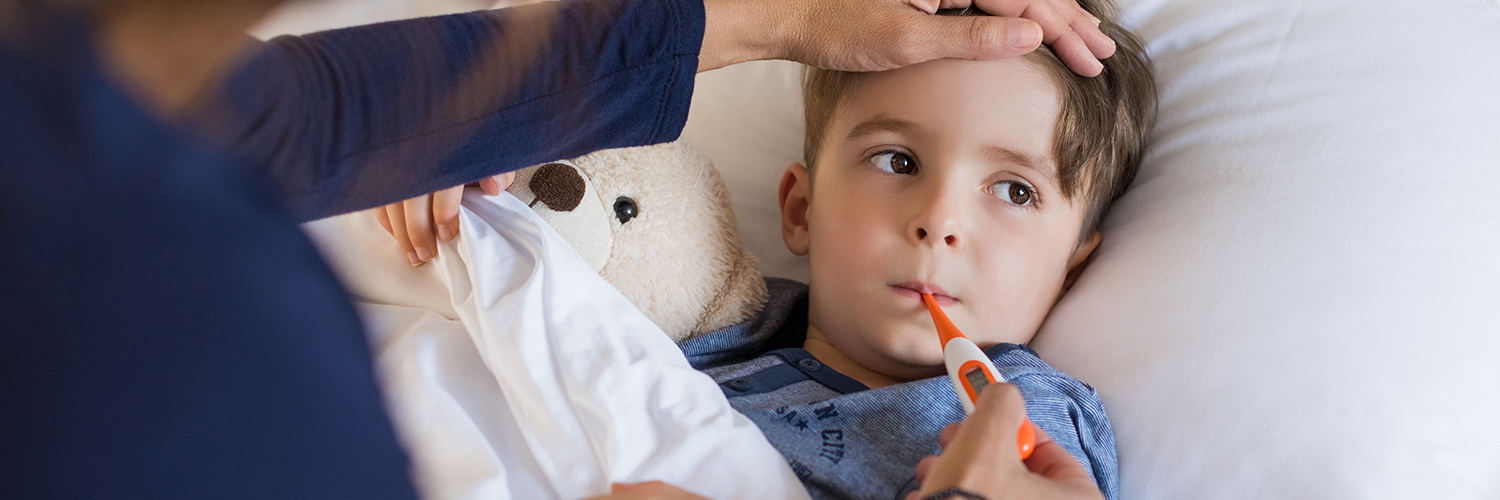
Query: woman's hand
xmin=907 ymin=385 xmax=1104 ymax=500
xmin=700 ymin=0 xmax=1115 ymax=76
xmin=372 ymin=173 xmax=514 ymax=267
xmin=581 ymin=481 xmax=711 ymax=500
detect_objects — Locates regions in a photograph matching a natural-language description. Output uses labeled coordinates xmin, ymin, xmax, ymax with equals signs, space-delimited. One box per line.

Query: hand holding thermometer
xmin=921 ymin=293 xmax=1037 ymax=460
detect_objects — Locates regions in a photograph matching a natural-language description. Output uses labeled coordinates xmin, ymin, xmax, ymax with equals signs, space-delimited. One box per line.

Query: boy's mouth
xmin=890 ymin=282 xmax=958 ymax=306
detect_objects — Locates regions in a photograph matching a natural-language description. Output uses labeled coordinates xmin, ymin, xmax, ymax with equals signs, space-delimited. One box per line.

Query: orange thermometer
xmin=921 ymin=293 xmax=1037 ymax=460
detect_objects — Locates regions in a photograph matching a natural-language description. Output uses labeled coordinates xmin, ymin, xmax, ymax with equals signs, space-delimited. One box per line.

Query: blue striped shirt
xmin=681 ymin=279 xmax=1119 ymax=500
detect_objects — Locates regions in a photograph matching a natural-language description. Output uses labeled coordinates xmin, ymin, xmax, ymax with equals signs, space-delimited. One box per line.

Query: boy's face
xmin=780 ymin=57 xmax=1099 ymax=381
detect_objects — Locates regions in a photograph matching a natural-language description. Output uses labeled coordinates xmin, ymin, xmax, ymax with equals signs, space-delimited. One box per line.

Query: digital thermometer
xmin=921 ymin=293 xmax=1037 ymax=460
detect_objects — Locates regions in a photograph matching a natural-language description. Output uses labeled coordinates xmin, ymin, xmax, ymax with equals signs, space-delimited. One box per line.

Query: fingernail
xmin=1008 ymin=19 xmax=1041 ymax=48
xmin=416 ymin=247 xmax=432 ymax=261
xmin=407 ymin=252 xmax=422 ymax=267
xmin=438 ymin=225 xmax=453 ymax=242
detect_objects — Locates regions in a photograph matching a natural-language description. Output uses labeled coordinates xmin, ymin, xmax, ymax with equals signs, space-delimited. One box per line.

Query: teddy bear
xmin=503 ymin=141 xmax=767 ymax=342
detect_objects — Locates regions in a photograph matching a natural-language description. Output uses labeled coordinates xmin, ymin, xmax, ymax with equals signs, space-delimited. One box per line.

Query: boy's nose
xmin=909 ymin=182 xmax=963 ymax=248
xmin=915 ymin=227 xmax=959 ymax=247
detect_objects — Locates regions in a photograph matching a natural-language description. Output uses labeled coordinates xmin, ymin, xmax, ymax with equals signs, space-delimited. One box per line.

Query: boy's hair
xmin=802 ymin=0 xmax=1157 ymax=242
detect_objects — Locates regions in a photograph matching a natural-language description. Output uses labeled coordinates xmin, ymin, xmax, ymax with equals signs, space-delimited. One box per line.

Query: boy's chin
xmin=870 ymin=349 xmax=948 ymax=380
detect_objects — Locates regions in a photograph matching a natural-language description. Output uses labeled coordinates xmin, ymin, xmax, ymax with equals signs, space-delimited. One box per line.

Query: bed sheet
xmin=302 ymin=191 xmax=808 ymax=500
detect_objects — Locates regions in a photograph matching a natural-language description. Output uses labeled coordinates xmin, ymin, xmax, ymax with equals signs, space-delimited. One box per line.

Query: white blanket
xmin=303 ymin=191 xmax=808 ymax=500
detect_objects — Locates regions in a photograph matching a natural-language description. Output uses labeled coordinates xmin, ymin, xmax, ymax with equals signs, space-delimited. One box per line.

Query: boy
xmin=679 ymin=3 xmax=1155 ymax=499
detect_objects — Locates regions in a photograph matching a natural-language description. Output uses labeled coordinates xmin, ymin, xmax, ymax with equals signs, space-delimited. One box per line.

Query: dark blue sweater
xmin=0 ymin=0 xmax=701 ymax=498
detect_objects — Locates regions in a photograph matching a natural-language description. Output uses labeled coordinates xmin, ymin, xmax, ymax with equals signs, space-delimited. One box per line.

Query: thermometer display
xmin=921 ymin=293 xmax=1037 ymax=460
xmin=964 ymin=366 xmax=991 ymax=394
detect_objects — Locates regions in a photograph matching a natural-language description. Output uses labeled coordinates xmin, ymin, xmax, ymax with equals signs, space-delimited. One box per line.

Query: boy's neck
xmin=802 ymin=325 xmax=910 ymax=390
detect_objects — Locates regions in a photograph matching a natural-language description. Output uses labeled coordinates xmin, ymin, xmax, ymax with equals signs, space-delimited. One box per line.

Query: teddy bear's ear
xmin=691 ymin=250 xmax=768 ymax=336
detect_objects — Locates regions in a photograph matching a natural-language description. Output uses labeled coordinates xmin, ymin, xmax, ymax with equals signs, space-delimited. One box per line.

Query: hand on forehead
xmin=704 ymin=0 xmax=1116 ymax=77
xmin=938 ymin=0 xmax=1117 ymax=75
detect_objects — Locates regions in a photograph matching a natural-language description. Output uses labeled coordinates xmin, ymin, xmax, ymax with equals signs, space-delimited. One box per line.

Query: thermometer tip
xmin=921 ymin=293 xmax=967 ymax=345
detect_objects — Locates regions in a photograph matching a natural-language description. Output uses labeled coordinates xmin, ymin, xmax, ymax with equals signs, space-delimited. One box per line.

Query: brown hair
xmin=802 ymin=0 xmax=1157 ymax=242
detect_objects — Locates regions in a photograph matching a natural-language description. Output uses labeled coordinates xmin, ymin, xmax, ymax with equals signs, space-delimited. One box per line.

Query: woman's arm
xmin=197 ymin=0 xmax=705 ymax=222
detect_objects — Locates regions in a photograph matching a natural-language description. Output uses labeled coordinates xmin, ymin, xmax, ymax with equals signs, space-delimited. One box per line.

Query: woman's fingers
xmin=1020 ymin=426 xmax=1093 ymax=486
xmin=1069 ymin=6 xmax=1115 ymax=58
xmin=914 ymin=454 xmax=939 ymax=484
xmin=908 ymin=385 xmax=1029 ymax=498
xmin=375 ymin=177 xmax=516 ymax=267
xmin=478 ymin=176 xmax=501 ymax=196
xmin=383 ymin=203 xmax=423 ymax=267
xmin=938 ymin=422 xmax=962 ymax=448
xmin=401 ymin=194 xmax=437 ymax=264
xmin=905 ymin=14 xmax=1044 ymax=65
xmin=970 ymin=0 xmax=1113 ymax=75
xmin=1050 ymin=0 xmax=1114 ymax=59
xmin=915 ymin=387 xmax=1104 ymax=499
xmin=962 ymin=385 xmax=1030 ymax=447
xmin=374 ymin=176 xmax=516 ymax=267
xmin=373 ymin=205 xmax=395 ymax=237
xmin=477 ymin=172 xmax=514 ymax=196
xmin=432 ymin=185 xmax=465 ymax=242
xmin=1050 ymin=31 xmax=1103 ymax=76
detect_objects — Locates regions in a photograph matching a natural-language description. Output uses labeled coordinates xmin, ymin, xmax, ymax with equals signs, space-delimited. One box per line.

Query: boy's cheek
xmin=969 ymin=292 xmax=1056 ymax=345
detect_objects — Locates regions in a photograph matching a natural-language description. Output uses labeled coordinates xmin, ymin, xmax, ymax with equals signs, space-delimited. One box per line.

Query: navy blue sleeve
xmin=196 ymin=0 xmax=704 ymax=221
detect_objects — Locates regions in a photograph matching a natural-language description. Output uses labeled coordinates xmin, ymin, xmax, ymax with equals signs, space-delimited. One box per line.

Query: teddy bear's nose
xmin=529 ymin=162 xmax=586 ymax=212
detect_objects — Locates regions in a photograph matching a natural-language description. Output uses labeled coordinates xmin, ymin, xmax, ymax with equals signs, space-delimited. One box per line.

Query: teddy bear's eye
xmin=613 ymin=196 xmax=639 ymax=224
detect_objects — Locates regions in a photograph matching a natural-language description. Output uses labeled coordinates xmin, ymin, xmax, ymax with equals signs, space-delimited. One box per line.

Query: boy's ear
xmin=779 ymin=162 xmax=812 ymax=256
xmin=1062 ymin=231 xmax=1102 ymax=293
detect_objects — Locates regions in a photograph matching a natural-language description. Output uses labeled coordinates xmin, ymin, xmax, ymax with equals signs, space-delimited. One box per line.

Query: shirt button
xmin=727 ymin=378 xmax=754 ymax=391
xmin=798 ymin=358 xmax=822 ymax=371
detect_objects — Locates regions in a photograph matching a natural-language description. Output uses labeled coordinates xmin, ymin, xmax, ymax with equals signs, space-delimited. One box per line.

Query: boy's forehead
xmin=839 ymin=56 xmax=1060 ymax=122
xmin=826 ymin=57 xmax=1063 ymax=180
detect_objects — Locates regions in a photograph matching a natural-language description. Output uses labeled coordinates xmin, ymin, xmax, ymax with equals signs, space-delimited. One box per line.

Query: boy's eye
xmin=869 ymin=151 xmax=917 ymax=175
xmin=993 ymin=181 xmax=1034 ymax=206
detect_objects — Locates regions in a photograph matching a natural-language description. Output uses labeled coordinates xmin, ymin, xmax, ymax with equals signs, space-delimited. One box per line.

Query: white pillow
xmin=683 ymin=0 xmax=1500 ymax=497
xmin=680 ymin=61 xmax=809 ymax=283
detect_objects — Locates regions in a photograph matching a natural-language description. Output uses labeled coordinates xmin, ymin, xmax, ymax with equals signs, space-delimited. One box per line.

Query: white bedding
xmin=302 ymin=192 xmax=808 ymax=500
